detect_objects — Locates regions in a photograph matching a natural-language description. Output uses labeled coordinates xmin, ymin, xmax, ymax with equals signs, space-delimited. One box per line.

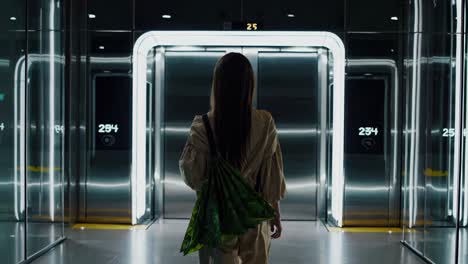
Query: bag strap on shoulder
xmin=202 ymin=113 xmax=262 ymax=193
xmin=202 ymin=114 xmax=217 ymax=156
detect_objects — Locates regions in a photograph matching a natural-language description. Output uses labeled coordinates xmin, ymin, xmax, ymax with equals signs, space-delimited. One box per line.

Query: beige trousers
xmin=199 ymin=221 xmax=271 ymax=264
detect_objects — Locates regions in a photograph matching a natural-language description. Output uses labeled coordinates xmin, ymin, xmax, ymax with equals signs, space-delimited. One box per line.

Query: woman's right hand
xmin=270 ymin=215 xmax=282 ymax=239
xmin=270 ymin=201 xmax=282 ymax=239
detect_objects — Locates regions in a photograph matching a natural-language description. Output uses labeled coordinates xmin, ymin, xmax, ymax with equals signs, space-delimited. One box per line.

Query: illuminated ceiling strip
xmin=132 ymin=31 xmax=346 ymax=226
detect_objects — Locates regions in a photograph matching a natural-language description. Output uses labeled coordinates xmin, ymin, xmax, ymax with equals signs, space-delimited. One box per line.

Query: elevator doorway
xmin=161 ymin=48 xmax=327 ymax=220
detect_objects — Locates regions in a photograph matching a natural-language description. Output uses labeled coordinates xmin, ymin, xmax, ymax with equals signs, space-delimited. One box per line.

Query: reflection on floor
xmin=460 ymin=228 xmax=468 ymax=263
xmin=0 ymin=221 xmax=63 ymax=264
xmin=403 ymin=227 xmax=467 ymax=263
xmin=32 ymin=220 xmax=426 ymax=264
xmin=0 ymin=221 xmax=24 ymax=264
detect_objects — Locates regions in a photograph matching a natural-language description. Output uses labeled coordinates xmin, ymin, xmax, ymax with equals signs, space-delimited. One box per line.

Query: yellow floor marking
xmin=328 ymin=227 xmax=404 ymax=233
xmin=424 ymin=168 xmax=448 ymax=177
xmin=72 ymin=223 xmax=148 ymax=230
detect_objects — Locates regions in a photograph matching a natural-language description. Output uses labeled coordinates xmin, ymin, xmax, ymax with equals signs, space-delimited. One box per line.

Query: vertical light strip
xmin=154 ymin=50 xmax=164 ymax=182
xmin=48 ymin=1 xmax=56 ymax=222
xmin=331 ymin=51 xmax=346 ymax=227
xmin=13 ymin=59 xmax=19 ymax=220
xmin=13 ymin=58 xmax=19 ymax=221
xmin=13 ymin=56 xmax=25 ymax=220
xmin=392 ymin=61 xmax=399 ymax=220
xmin=132 ymin=35 xmax=158 ymax=224
xmin=464 ymin=43 xmax=468 ymax=226
xmin=408 ymin=0 xmax=422 ymax=228
xmin=20 ymin=60 xmax=26 ymax=218
xmin=13 ymin=57 xmax=27 ymax=220
xmin=453 ymin=0 xmax=468 ymax=226
xmin=454 ymin=0 xmax=463 ymax=223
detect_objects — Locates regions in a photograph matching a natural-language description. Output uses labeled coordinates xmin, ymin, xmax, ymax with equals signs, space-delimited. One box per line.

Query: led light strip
xmin=163 ymin=126 xmax=318 ymax=135
xmin=455 ymin=0 xmax=467 ymax=225
xmin=453 ymin=0 xmax=463 ymax=224
xmin=132 ymin=31 xmax=346 ymax=225
xmin=49 ymin=0 xmax=56 ymax=222
xmin=13 ymin=56 xmax=26 ymax=221
xmin=407 ymin=0 xmax=422 ymax=228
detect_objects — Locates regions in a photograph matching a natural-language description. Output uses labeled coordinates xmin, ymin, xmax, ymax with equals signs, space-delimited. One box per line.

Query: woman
xmin=179 ymin=52 xmax=286 ymax=264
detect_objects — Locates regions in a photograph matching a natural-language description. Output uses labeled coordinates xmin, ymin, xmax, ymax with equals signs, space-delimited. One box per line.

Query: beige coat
xmin=179 ymin=109 xmax=286 ymax=264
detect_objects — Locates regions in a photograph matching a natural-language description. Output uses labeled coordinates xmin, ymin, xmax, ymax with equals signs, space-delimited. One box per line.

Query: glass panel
xmin=422 ymin=33 xmax=458 ymax=264
xmin=26 ymin=29 xmax=65 ymax=257
xmin=0 ymin=3 xmax=27 ymax=262
xmin=401 ymin=1 xmax=464 ymax=262
xmin=401 ymin=33 xmax=459 ymax=264
xmin=401 ymin=31 xmax=427 ymax=258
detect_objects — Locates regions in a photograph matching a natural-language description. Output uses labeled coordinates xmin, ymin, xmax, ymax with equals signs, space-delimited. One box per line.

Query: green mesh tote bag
xmin=180 ymin=113 xmax=276 ymax=255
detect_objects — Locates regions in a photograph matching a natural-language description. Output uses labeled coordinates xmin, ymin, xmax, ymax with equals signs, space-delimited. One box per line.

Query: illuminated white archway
xmin=132 ymin=31 xmax=346 ymax=225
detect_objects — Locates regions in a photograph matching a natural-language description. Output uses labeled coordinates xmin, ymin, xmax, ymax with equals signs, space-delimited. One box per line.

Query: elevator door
xmin=256 ymin=52 xmax=319 ymax=220
xmin=163 ymin=51 xmax=226 ymax=218
xmin=344 ymin=76 xmax=389 ymax=226
xmin=85 ymin=74 xmax=133 ymax=223
xmin=163 ymin=49 xmax=321 ymax=220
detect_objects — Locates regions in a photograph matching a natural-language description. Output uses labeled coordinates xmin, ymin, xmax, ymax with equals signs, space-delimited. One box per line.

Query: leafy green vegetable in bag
xmin=180 ymin=114 xmax=275 ymax=255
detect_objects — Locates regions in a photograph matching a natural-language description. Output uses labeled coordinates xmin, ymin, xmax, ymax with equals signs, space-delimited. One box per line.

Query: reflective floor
xmin=31 ymin=220 xmax=426 ymax=264
xmin=0 ymin=221 xmax=64 ymax=263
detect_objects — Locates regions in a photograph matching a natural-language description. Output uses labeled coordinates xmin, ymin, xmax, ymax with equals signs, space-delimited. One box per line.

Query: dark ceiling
xmin=0 ymin=0 xmax=458 ymax=34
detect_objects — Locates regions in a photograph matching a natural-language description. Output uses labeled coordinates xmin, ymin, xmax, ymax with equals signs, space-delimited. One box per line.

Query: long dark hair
xmin=211 ymin=53 xmax=255 ymax=168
